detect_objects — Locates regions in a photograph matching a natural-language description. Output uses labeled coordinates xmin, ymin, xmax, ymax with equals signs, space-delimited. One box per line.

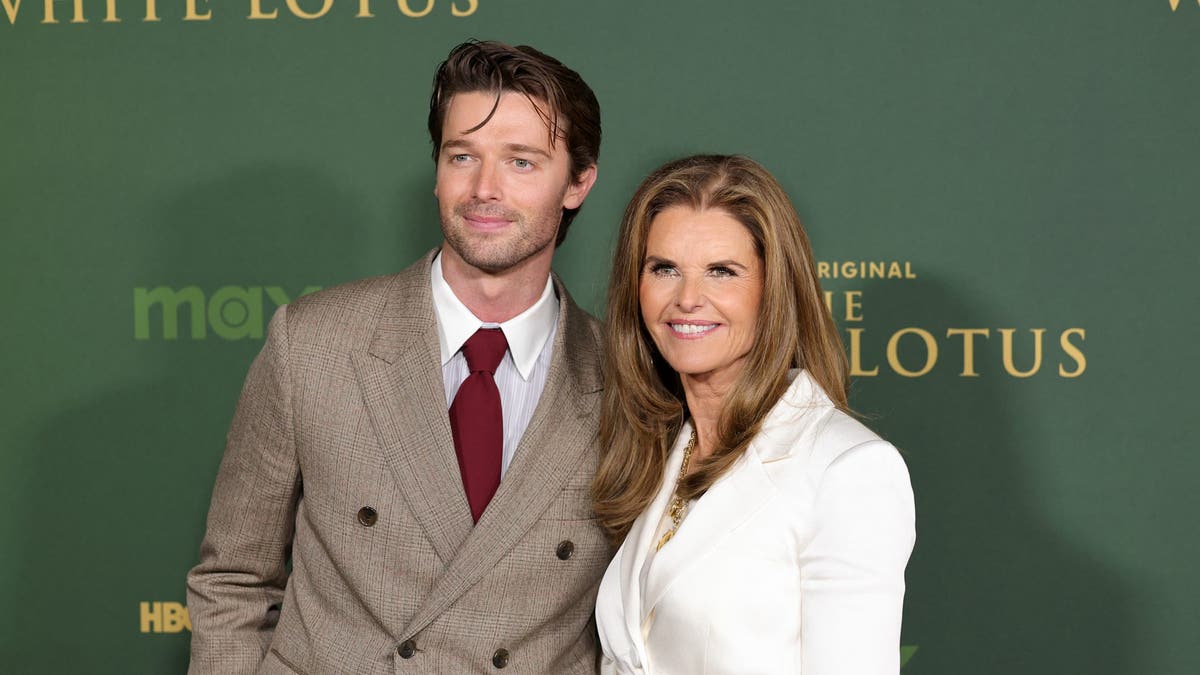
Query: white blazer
xmin=596 ymin=370 xmax=916 ymax=675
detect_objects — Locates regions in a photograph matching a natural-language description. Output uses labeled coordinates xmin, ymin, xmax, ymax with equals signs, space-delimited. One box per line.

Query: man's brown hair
xmin=429 ymin=40 xmax=601 ymax=246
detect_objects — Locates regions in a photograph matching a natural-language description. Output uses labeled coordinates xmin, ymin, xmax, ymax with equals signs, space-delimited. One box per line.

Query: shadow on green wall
xmin=849 ymin=275 xmax=1140 ymax=675
xmin=6 ymin=164 xmax=371 ymax=672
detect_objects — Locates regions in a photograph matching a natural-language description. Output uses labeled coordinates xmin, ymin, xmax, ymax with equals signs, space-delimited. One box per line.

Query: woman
xmin=592 ymin=155 xmax=915 ymax=674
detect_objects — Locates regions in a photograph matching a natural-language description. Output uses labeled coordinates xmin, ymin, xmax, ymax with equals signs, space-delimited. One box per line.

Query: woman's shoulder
xmin=755 ymin=372 xmax=909 ymax=493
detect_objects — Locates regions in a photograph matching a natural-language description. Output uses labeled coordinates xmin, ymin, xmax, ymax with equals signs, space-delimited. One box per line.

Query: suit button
xmin=556 ymin=540 xmax=575 ymax=560
xmin=357 ymin=506 xmax=378 ymax=527
xmin=492 ymin=648 xmax=509 ymax=668
xmin=397 ymin=639 xmax=416 ymax=659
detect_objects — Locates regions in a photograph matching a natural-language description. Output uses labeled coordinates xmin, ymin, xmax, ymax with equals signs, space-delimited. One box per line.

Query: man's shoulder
xmin=551 ymin=282 xmax=604 ymax=395
xmin=560 ymin=298 xmax=601 ymax=343
xmin=279 ymin=254 xmax=434 ymax=344
xmin=552 ymin=275 xmax=602 ymax=348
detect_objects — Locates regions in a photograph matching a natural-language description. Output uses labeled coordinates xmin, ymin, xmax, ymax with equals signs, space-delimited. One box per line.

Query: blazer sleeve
xmin=798 ymin=440 xmax=916 ymax=674
xmin=186 ymin=305 xmax=301 ymax=674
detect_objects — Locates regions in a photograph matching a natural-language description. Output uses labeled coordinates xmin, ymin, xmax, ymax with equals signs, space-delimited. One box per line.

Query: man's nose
xmin=472 ymin=160 xmax=502 ymax=201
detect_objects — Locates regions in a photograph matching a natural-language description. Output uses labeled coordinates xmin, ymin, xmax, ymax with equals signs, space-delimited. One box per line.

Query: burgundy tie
xmin=449 ymin=328 xmax=508 ymax=523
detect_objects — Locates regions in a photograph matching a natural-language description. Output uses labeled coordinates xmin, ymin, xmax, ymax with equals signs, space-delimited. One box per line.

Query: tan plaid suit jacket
xmin=186 ymin=251 xmax=612 ymax=674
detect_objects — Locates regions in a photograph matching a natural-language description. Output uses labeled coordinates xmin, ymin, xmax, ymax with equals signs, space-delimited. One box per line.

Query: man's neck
xmin=439 ymin=245 xmax=554 ymax=323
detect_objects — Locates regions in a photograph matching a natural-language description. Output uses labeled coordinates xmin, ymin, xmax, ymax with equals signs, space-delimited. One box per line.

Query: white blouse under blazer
xmin=596 ymin=370 xmax=916 ymax=675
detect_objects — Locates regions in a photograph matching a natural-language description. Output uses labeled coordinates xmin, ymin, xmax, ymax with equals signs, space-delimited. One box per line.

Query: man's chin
xmin=444 ymin=241 xmax=535 ymax=275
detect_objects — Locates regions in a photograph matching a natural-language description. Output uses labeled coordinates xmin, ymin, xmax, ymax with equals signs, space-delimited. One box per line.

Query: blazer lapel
xmin=617 ymin=423 xmax=692 ymax=663
xmin=640 ymin=441 xmax=778 ymax=622
xmin=401 ymin=279 xmax=604 ymax=639
xmin=351 ymin=253 xmax=474 ymax=565
xmin=639 ymin=370 xmax=837 ymax=621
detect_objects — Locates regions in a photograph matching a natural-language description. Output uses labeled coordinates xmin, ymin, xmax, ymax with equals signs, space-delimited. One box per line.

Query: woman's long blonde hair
xmin=592 ymin=155 xmax=849 ymax=545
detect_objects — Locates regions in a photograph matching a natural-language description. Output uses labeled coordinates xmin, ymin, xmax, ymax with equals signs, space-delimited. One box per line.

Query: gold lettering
xmin=839 ymin=261 xmax=858 ymax=279
xmin=817 ymin=261 xmax=830 ymax=278
xmin=41 ymin=0 xmax=56 ymax=23
xmin=1058 ymin=328 xmax=1086 ymax=377
xmin=163 ymin=602 xmax=189 ymax=633
xmin=144 ymin=0 xmax=159 ymax=21
xmin=999 ymin=328 xmax=1044 ymax=378
xmin=946 ymin=328 xmax=989 ymax=377
xmin=104 ymin=0 xmax=119 ymax=21
xmin=286 ymin=0 xmax=332 ymax=18
xmin=71 ymin=0 xmax=86 ymax=22
xmin=140 ymin=602 xmax=162 ymax=633
xmin=869 ymin=261 xmax=884 ymax=278
xmin=2 ymin=0 xmax=21 ymax=24
xmin=887 ymin=262 xmax=902 ymax=279
xmin=905 ymin=261 xmax=916 ymax=279
xmin=886 ymin=328 xmax=937 ymax=377
xmin=847 ymin=328 xmax=879 ymax=376
xmin=450 ymin=0 xmax=475 ymax=15
xmin=248 ymin=0 xmax=277 ymax=18
xmin=844 ymin=290 xmax=863 ymax=322
xmin=184 ymin=0 xmax=211 ymax=20
xmin=355 ymin=0 xmax=373 ymax=16
xmin=397 ymin=0 xmax=432 ymax=16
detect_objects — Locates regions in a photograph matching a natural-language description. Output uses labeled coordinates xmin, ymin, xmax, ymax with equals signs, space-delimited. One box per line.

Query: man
xmin=187 ymin=41 xmax=608 ymax=674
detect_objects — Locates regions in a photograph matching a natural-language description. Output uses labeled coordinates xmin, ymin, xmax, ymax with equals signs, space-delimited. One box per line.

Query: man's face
xmin=434 ymin=91 xmax=595 ymax=274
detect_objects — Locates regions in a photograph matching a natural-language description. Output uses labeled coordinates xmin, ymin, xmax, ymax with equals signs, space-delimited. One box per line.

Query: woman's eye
xmin=647 ymin=263 xmax=677 ymax=277
xmin=709 ymin=266 xmax=735 ymax=277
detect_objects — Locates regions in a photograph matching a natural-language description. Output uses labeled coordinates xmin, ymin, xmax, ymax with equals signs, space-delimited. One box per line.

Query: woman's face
xmin=639 ymin=205 xmax=764 ymax=390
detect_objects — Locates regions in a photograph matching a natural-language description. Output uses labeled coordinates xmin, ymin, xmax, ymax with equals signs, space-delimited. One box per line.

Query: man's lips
xmin=462 ymin=213 xmax=512 ymax=229
xmin=457 ymin=204 xmax=518 ymax=230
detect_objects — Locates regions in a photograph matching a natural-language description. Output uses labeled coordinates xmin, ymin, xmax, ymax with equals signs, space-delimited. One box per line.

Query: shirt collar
xmin=430 ymin=252 xmax=559 ymax=380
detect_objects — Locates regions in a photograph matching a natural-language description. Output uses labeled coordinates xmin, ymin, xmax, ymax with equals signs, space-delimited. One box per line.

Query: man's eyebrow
xmin=441 ymin=139 xmax=476 ymax=153
xmin=504 ymin=143 xmax=552 ymax=159
xmin=440 ymin=139 xmax=552 ymax=160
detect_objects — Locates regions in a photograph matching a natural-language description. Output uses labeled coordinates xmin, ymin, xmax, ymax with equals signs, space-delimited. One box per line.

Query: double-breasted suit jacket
xmin=596 ymin=371 xmax=915 ymax=675
xmin=187 ymin=251 xmax=612 ymax=674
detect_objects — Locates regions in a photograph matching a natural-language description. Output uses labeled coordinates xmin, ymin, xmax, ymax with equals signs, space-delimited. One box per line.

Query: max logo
xmin=133 ymin=285 xmax=321 ymax=340
xmin=1170 ymin=0 xmax=1199 ymax=9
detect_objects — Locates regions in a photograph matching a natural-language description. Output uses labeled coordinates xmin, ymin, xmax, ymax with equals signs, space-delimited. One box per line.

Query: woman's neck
xmin=680 ymin=372 xmax=736 ymax=465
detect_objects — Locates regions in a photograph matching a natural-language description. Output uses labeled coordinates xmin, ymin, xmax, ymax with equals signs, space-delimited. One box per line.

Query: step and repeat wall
xmin=3 ymin=1 xmax=1197 ymax=673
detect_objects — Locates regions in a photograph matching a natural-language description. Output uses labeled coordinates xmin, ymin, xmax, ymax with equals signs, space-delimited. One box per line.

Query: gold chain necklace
xmin=655 ymin=427 xmax=698 ymax=552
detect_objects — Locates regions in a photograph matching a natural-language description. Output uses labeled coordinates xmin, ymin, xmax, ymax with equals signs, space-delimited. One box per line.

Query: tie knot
xmin=461 ymin=328 xmax=508 ymax=374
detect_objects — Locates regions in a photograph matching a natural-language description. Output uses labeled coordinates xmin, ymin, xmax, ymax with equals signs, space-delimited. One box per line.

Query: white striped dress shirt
xmin=430 ymin=253 xmax=558 ymax=478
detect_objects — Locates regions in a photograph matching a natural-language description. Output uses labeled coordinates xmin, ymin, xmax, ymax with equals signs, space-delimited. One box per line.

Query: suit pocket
xmin=262 ymin=648 xmax=307 ymax=675
xmin=540 ymin=472 xmax=599 ymax=521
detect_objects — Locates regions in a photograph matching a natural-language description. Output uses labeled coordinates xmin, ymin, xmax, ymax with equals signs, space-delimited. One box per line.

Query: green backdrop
xmin=3 ymin=1 xmax=1198 ymax=672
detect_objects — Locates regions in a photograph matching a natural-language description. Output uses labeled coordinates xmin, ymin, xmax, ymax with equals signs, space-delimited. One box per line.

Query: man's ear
xmin=562 ymin=164 xmax=598 ymax=210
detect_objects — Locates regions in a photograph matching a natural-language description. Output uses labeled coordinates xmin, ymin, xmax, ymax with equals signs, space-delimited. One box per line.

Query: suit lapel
xmin=351 ymin=253 xmax=474 ymax=565
xmin=401 ymin=278 xmax=603 ymax=639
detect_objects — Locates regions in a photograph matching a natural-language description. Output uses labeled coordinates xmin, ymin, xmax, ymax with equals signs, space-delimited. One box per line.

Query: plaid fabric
xmin=187 ymin=251 xmax=610 ymax=674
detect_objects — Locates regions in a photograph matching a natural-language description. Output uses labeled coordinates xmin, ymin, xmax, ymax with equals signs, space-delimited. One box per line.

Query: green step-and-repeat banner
xmin=3 ymin=1 xmax=1198 ymax=672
